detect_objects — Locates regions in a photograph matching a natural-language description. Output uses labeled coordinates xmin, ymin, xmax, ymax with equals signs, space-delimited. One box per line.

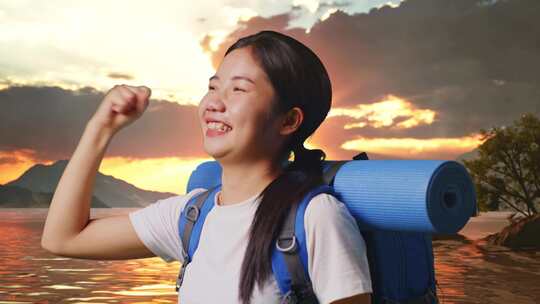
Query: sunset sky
xmin=1 ymin=0 xmax=539 ymax=194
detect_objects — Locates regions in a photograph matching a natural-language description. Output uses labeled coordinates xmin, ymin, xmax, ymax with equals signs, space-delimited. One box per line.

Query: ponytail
xmin=238 ymin=144 xmax=326 ymax=303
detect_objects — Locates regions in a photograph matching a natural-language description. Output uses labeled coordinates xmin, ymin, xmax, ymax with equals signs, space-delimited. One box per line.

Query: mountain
xmin=0 ymin=184 xmax=108 ymax=208
xmin=2 ymin=159 xmax=178 ymax=208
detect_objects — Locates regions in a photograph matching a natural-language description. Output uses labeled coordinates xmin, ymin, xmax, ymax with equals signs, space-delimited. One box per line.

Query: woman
xmin=41 ymin=30 xmax=372 ymax=304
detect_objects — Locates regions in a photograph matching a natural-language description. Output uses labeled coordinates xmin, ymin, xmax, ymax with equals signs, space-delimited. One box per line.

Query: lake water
xmin=0 ymin=209 xmax=538 ymax=303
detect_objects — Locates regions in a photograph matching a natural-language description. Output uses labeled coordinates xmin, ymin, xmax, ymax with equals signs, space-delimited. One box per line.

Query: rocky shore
xmin=483 ymin=213 xmax=540 ymax=250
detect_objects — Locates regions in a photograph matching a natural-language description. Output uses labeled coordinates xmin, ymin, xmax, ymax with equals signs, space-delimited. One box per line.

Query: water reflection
xmin=0 ymin=209 xmax=180 ymax=303
xmin=0 ymin=209 xmax=538 ymax=303
xmin=433 ymin=238 xmax=540 ymax=304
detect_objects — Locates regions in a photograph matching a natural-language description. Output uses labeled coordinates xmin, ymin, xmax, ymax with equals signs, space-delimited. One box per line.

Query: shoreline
xmin=0 ymin=208 xmax=517 ymax=241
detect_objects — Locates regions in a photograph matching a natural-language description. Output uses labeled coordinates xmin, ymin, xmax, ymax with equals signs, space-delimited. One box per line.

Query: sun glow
xmin=341 ymin=134 xmax=485 ymax=159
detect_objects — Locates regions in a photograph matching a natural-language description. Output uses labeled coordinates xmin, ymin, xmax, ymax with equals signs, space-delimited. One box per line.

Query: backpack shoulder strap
xmin=273 ymin=152 xmax=369 ymax=303
xmin=322 ymin=152 xmax=368 ymax=186
xmin=175 ymin=185 xmax=220 ymax=291
xmin=272 ymin=183 xmax=336 ymax=303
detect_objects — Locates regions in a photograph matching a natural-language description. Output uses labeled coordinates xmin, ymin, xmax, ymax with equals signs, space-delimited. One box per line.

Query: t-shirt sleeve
xmin=305 ymin=193 xmax=373 ymax=304
xmin=128 ymin=188 xmax=206 ymax=263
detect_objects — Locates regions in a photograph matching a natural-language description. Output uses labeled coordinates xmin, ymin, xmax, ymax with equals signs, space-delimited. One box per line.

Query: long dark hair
xmin=224 ymin=30 xmax=332 ymax=304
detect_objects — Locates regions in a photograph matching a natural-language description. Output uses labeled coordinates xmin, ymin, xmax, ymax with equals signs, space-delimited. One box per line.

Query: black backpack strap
xmin=322 ymin=161 xmax=346 ymax=186
xmin=322 ymin=152 xmax=369 ymax=186
xmin=176 ymin=188 xmax=214 ymax=291
xmin=278 ymin=152 xmax=370 ymax=303
xmin=353 ymin=152 xmax=369 ymax=160
xmin=277 ymin=199 xmax=318 ymax=304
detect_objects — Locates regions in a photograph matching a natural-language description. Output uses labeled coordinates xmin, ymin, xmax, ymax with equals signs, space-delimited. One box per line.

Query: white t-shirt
xmin=128 ymin=187 xmax=372 ymax=304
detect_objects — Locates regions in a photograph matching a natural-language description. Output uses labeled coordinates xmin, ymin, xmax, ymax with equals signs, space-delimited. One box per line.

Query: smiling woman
xmin=41 ymin=30 xmax=372 ymax=304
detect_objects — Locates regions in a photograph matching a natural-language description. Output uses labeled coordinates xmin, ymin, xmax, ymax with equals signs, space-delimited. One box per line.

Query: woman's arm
xmin=41 ymin=85 xmax=154 ymax=260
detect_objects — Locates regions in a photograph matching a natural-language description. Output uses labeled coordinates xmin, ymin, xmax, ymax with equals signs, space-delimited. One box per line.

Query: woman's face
xmin=198 ymin=46 xmax=285 ymax=164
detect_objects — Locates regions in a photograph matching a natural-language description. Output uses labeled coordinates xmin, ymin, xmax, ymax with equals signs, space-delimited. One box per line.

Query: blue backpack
xmin=175 ymin=152 xmax=439 ymax=304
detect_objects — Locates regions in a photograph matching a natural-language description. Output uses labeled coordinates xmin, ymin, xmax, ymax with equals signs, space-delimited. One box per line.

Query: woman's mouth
xmin=206 ymin=121 xmax=232 ymax=137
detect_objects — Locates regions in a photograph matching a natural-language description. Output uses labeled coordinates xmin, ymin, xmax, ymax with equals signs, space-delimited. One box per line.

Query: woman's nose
xmin=206 ymin=89 xmax=227 ymax=112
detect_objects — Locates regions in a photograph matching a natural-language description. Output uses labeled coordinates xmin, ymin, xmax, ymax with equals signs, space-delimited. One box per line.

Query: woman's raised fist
xmin=90 ymin=84 xmax=151 ymax=134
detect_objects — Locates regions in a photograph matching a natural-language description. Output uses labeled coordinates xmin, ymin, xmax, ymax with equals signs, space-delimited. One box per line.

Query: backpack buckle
xmin=276 ymin=236 xmax=297 ymax=253
xmin=184 ymin=205 xmax=200 ymax=222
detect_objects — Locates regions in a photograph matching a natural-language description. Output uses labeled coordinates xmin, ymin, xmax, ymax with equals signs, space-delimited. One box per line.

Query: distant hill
xmin=0 ymin=184 xmax=108 ymax=208
xmin=1 ymin=160 xmax=178 ymax=208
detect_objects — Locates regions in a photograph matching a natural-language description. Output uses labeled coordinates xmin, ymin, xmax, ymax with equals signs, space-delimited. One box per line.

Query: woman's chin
xmin=203 ymin=144 xmax=229 ymax=160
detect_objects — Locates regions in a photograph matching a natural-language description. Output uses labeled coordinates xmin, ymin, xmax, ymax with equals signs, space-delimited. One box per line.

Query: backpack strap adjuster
xmin=176 ymin=186 xmax=219 ymax=292
xmin=276 ymin=236 xmax=297 ymax=253
xmin=273 ymin=186 xmax=335 ymax=304
xmin=184 ymin=204 xmax=200 ymax=222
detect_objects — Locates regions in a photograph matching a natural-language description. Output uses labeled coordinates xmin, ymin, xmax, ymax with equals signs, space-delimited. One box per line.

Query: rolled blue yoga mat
xmin=186 ymin=159 xmax=476 ymax=234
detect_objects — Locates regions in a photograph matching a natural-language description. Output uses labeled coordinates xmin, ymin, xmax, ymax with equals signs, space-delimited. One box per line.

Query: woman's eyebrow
xmin=209 ymin=75 xmax=255 ymax=84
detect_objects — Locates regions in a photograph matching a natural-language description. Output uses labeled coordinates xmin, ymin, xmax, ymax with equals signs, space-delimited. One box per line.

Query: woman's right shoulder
xmin=132 ymin=188 xmax=208 ymax=221
xmin=127 ymin=188 xmax=210 ymax=263
xmin=151 ymin=187 xmax=208 ymax=213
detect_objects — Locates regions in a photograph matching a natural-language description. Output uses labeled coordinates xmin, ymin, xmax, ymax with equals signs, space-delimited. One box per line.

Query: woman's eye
xmin=208 ymin=86 xmax=215 ymax=90
xmin=233 ymin=87 xmax=245 ymax=92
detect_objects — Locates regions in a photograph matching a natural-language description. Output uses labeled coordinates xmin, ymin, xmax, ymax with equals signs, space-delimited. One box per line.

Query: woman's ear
xmin=279 ymin=107 xmax=303 ymax=135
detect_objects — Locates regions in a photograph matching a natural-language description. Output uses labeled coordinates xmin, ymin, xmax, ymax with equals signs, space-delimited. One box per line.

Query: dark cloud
xmin=0 ymin=85 xmax=205 ymax=162
xmin=204 ymin=0 xmax=540 ymax=157
xmin=318 ymin=1 xmax=353 ymax=10
xmin=201 ymin=13 xmax=303 ymax=68
xmin=107 ymin=72 xmax=134 ymax=80
xmin=3 ymin=0 xmax=539 ymax=163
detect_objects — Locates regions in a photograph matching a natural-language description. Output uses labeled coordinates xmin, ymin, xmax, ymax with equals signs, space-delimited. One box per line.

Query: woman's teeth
xmin=207 ymin=121 xmax=232 ymax=132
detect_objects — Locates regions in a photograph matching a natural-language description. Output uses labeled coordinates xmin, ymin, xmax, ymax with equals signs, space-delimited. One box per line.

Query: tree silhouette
xmin=463 ymin=113 xmax=540 ymax=217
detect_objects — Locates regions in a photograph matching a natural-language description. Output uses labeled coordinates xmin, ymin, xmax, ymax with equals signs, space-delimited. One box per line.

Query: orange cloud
xmin=0 ymin=149 xmax=54 ymax=185
xmin=341 ymin=134 xmax=485 ymax=160
xmin=328 ymin=94 xmax=437 ymax=129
